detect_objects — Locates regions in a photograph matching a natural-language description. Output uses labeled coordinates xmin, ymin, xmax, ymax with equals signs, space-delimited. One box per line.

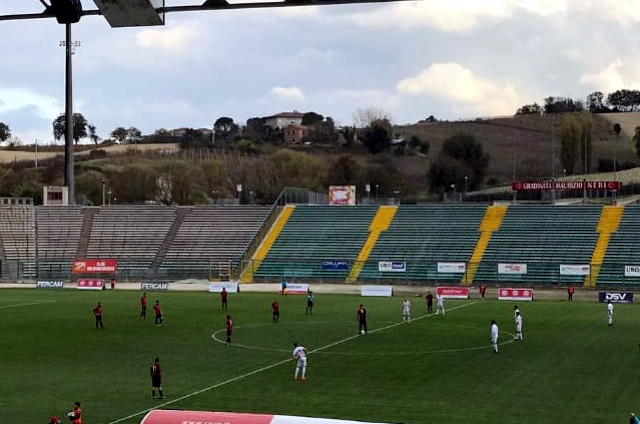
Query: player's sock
xmin=294 ymin=368 xmax=299 ymax=379
xmin=159 ymin=390 xmax=163 ymax=399
xmin=152 ymin=390 xmax=156 ymax=398
xmin=302 ymin=366 xmax=306 ymax=378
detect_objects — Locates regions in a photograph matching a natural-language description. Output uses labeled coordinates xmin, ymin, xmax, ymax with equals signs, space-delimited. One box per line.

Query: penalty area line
xmin=106 ymin=300 xmax=480 ymax=424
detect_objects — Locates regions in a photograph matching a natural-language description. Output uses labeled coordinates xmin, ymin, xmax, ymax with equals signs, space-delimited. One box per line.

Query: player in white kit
xmin=436 ymin=294 xmax=445 ymax=315
xmin=490 ymin=320 xmax=499 ymax=353
xmin=292 ymin=342 xmax=308 ymax=381
xmin=607 ymin=300 xmax=614 ymax=326
xmin=515 ymin=311 xmax=523 ymax=341
xmin=402 ymin=299 xmax=411 ymax=323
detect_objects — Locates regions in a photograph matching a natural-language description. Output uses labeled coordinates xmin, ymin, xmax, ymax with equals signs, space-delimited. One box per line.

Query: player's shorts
xmin=156 ymin=313 xmax=163 ymax=319
xmin=297 ymin=357 xmax=307 ymax=367
xmin=307 ymin=301 xmax=313 ymax=307
xmin=491 ymin=337 xmax=498 ymax=344
xmin=152 ymin=377 xmax=162 ymax=388
xmin=226 ymin=329 xmax=232 ymax=337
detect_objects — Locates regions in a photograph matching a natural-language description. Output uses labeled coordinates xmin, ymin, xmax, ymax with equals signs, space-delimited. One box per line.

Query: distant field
xmin=599 ymin=112 xmax=640 ymax=138
xmin=0 ymin=143 xmax=179 ymax=164
xmin=1 ymin=288 xmax=638 ymax=424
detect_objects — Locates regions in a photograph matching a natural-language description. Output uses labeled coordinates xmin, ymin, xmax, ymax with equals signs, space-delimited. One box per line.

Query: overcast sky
xmin=1 ymin=0 xmax=639 ymax=144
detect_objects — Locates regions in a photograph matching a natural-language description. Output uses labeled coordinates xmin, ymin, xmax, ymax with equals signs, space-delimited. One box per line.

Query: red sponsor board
xmin=436 ymin=286 xmax=470 ymax=299
xmin=77 ymin=279 xmax=105 ymax=290
xmin=498 ymin=288 xmax=533 ymax=301
xmin=73 ymin=259 xmax=117 ymax=274
xmin=512 ymin=180 xmax=621 ymax=192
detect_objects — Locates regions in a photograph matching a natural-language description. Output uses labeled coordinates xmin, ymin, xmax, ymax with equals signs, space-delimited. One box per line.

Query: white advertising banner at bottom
xmin=361 ymin=285 xmax=393 ymax=297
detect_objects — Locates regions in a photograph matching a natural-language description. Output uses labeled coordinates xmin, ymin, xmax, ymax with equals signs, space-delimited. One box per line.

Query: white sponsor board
xmin=437 ymin=262 xmax=466 ymax=273
xmin=36 ymin=280 xmax=64 ymax=289
xmin=140 ymin=282 xmax=169 ymax=291
xmin=498 ymin=263 xmax=528 ymax=275
xmin=282 ymin=283 xmax=309 ymax=295
xmin=208 ymin=281 xmax=240 ymax=293
xmin=378 ymin=261 xmax=406 ymax=272
xmin=559 ymin=264 xmax=590 ymax=276
xmin=624 ymin=265 xmax=640 ymax=277
xmin=361 ymin=285 xmax=393 ymax=297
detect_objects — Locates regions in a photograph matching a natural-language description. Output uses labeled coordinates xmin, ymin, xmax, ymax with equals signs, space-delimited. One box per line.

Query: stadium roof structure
xmin=0 ymin=0 xmax=418 ymax=205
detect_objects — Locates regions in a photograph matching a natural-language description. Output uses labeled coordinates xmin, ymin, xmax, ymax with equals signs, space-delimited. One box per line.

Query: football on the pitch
xmin=360 ymin=330 xmax=365 ymax=335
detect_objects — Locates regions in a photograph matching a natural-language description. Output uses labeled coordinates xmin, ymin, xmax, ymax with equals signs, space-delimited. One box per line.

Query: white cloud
xmin=135 ymin=25 xmax=196 ymax=52
xmin=397 ymin=62 xmax=524 ymax=116
xmin=271 ymin=86 xmax=305 ymax=101
xmin=579 ymin=59 xmax=640 ymax=92
xmin=0 ymin=87 xmax=60 ymax=119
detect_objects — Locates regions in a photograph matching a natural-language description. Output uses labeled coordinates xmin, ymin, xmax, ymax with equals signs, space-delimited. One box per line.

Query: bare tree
xmin=353 ymin=108 xmax=392 ymax=128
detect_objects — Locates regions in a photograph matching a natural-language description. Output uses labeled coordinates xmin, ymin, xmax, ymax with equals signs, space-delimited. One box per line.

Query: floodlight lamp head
xmin=50 ymin=0 xmax=83 ymax=24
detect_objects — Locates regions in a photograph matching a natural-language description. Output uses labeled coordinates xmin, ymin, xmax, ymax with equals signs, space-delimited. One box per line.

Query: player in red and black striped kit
xmin=93 ymin=302 xmax=104 ymax=329
xmin=226 ymin=315 xmax=233 ymax=345
xmin=150 ymin=357 xmax=164 ymax=399
xmin=154 ymin=300 xmax=163 ymax=326
xmin=357 ymin=304 xmax=367 ymax=335
xmin=140 ymin=293 xmax=147 ymax=319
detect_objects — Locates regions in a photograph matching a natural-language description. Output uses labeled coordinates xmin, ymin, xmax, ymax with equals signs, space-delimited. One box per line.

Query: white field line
xmin=0 ymin=300 xmax=55 ymax=309
xmin=105 ymin=302 xmax=479 ymax=424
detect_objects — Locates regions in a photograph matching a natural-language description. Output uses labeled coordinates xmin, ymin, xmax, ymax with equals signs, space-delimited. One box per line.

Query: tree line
xmin=517 ymin=89 xmax=640 ymax=116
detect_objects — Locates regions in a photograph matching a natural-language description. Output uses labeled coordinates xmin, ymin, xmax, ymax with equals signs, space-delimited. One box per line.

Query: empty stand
xmin=86 ymin=206 xmax=176 ymax=277
xmin=475 ymin=205 xmax=602 ymax=284
xmin=254 ymin=205 xmax=378 ymax=280
xmin=36 ymin=206 xmax=83 ymax=279
xmin=358 ymin=204 xmax=487 ymax=282
xmin=599 ymin=206 xmax=640 ymax=286
xmin=159 ymin=206 xmax=271 ymax=278
xmin=0 ymin=205 xmax=36 ymax=279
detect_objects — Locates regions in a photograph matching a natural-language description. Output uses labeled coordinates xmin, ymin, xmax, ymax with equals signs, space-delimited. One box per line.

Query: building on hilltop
xmin=264 ymin=111 xmax=304 ymax=130
xmin=283 ymin=123 xmax=310 ymax=144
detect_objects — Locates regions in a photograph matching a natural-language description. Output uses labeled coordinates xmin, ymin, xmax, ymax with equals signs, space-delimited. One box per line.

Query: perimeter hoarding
xmin=498 ymin=288 xmax=534 ymax=301
xmin=436 ymin=286 xmax=470 ymax=299
xmin=329 ymin=185 xmax=356 ymax=205
xmin=512 ymin=180 xmax=621 ymax=191
xmin=73 ymin=259 xmax=117 ymax=274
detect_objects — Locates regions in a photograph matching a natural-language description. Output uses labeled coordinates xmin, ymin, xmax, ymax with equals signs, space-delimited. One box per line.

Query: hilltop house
xmin=264 ymin=111 xmax=305 ymax=129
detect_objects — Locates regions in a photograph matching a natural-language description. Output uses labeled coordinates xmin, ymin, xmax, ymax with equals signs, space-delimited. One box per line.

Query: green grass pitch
xmin=0 ymin=288 xmax=638 ymax=424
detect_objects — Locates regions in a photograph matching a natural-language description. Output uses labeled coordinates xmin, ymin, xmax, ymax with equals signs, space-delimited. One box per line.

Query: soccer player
xmin=154 ymin=300 xmax=163 ymax=326
xmin=567 ymin=285 xmax=574 ymax=301
xmin=140 ymin=292 xmax=147 ymax=319
xmin=357 ymin=304 xmax=367 ymax=335
xmin=436 ymin=294 xmax=445 ymax=315
xmin=68 ymin=402 xmax=82 ymax=424
xmin=607 ymin=300 xmax=614 ymax=326
xmin=221 ymin=287 xmax=228 ymax=311
xmin=513 ymin=305 xmax=520 ymax=324
xmin=225 ymin=315 xmax=233 ymax=345
xmin=150 ymin=357 xmax=164 ymax=399
xmin=292 ymin=342 xmax=308 ymax=381
xmin=306 ymin=291 xmax=314 ymax=315
xmin=490 ymin=320 xmax=499 ymax=353
xmin=515 ymin=311 xmax=523 ymax=341
xmin=402 ymin=298 xmax=411 ymax=323
xmin=272 ymin=299 xmax=280 ymax=323
xmin=93 ymin=302 xmax=104 ymax=329
xmin=110 ymin=277 xmax=116 ymax=290
xmin=426 ymin=291 xmax=433 ymax=314
xmin=49 ymin=416 xmax=61 ymax=424
xmin=281 ymin=279 xmax=288 ymax=296
xmin=479 ymin=283 xmax=487 ymax=300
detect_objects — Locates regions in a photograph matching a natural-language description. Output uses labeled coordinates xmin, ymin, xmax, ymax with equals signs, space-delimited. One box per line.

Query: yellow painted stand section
xmin=585 ymin=205 xmax=623 ymax=288
xmin=347 ymin=206 xmax=398 ymax=282
xmin=461 ymin=205 xmax=508 ymax=285
xmin=241 ymin=205 xmax=295 ymax=283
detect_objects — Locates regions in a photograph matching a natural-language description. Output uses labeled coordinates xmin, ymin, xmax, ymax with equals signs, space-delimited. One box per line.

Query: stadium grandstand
xmin=0 ymin=201 xmax=637 ymax=288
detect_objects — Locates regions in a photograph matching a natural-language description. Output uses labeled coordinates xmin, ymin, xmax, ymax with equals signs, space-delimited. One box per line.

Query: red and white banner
xmin=498 ymin=288 xmax=533 ymax=301
xmin=141 ymin=410 xmax=394 ymax=424
xmin=437 ymin=262 xmax=466 ymax=273
xmin=329 ymin=185 xmax=356 ymax=206
xmin=512 ymin=180 xmax=621 ymax=192
xmin=436 ymin=286 xmax=470 ymax=299
xmin=560 ymin=264 xmax=590 ymax=276
xmin=77 ymin=279 xmax=105 ymax=290
xmin=498 ymin=263 xmax=527 ymax=275
xmin=73 ymin=259 xmax=117 ymax=274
